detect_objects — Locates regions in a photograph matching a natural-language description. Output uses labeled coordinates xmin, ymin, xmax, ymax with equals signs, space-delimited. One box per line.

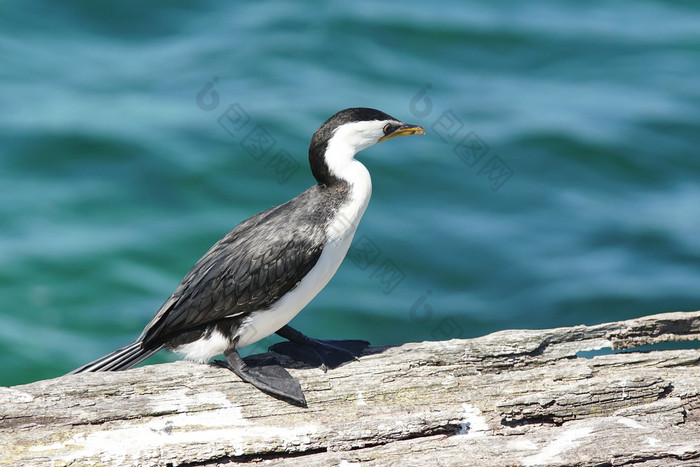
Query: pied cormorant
xmin=70 ymin=108 xmax=425 ymax=406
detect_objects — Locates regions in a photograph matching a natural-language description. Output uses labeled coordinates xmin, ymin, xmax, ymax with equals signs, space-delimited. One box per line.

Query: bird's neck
xmin=323 ymin=158 xmax=372 ymax=246
xmin=311 ymin=140 xmax=371 ymax=189
xmin=338 ymin=158 xmax=372 ymax=227
xmin=310 ymin=144 xmax=373 ymax=237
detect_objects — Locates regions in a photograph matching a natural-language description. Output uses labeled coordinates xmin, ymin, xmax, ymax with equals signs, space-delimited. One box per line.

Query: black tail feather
xmin=68 ymin=341 xmax=163 ymax=374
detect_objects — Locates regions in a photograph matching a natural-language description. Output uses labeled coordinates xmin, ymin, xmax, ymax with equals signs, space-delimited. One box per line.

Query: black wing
xmin=139 ymin=187 xmax=335 ymax=348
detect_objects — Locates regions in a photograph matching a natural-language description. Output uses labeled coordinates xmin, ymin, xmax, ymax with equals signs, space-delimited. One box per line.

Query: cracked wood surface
xmin=2 ymin=310 xmax=700 ymax=466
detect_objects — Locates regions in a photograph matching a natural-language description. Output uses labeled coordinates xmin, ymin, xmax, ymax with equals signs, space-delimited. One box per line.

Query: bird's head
xmin=309 ymin=107 xmax=425 ymax=186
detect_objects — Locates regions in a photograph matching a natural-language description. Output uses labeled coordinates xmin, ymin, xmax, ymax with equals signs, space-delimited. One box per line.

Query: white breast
xmin=235 ymin=161 xmax=372 ymax=349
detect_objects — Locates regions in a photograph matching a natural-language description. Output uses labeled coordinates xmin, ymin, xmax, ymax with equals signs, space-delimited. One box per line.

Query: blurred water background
xmin=2 ymin=0 xmax=699 ymax=386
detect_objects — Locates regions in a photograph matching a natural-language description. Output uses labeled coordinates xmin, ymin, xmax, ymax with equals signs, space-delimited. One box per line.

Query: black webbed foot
xmin=270 ymin=325 xmax=370 ymax=372
xmin=214 ymin=348 xmax=307 ymax=407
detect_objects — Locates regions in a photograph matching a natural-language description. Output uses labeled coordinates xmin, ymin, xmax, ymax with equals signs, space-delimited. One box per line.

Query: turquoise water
xmin=2 ymin=1 xmax=700 ymax=386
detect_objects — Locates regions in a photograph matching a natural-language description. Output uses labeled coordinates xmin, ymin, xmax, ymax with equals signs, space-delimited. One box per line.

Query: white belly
xmin=235 ymin=233 xmax=353 ymax=348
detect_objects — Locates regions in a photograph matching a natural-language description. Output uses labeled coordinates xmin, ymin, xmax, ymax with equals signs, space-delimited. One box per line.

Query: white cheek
xmin=331 ymin=121 xmax=386 ymax=152
xmin=322 ymin=120 xmax=392 ymax=182
xmin=356 ymin=132 xmax=380 ymax=149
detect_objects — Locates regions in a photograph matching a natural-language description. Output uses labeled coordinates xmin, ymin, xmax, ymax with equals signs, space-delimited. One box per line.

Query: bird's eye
xmin=383 ymin=123 xmax=392 ymax=135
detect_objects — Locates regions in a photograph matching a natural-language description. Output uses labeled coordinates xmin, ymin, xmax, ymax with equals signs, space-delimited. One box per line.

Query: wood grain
xmin=2 ymin=310 xmax=699 ymax=466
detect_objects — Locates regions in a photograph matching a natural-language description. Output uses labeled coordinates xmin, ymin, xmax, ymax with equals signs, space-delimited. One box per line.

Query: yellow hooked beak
xmin=378 ymin=124 xmax=426 ymax=143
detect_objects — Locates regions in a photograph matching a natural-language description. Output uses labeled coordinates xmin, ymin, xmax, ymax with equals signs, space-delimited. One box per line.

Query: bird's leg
xmin=215 ymin=347 xmax=307 ymax=407
xmin=270 ymin=325 xmax=370 ymax=372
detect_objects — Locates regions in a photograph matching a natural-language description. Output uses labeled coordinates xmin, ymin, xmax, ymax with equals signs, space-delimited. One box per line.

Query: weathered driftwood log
xmin=2 ymin=310 xmax=700 ymax=466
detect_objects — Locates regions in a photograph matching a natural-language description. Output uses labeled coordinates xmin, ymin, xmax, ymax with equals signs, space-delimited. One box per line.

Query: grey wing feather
xmin=139 ymin=199 xmax=327 ymax=348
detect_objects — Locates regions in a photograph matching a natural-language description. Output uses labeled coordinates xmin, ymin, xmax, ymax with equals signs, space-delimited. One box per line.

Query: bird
xmin=69 ymin=107 xmax=425 ymax=406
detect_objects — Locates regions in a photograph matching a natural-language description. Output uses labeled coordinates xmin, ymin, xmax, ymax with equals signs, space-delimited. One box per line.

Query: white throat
xmin=322 ymin=121 xmax=378 ymax=198
xmin=323 ymin=130 xmax=373 ymax=231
